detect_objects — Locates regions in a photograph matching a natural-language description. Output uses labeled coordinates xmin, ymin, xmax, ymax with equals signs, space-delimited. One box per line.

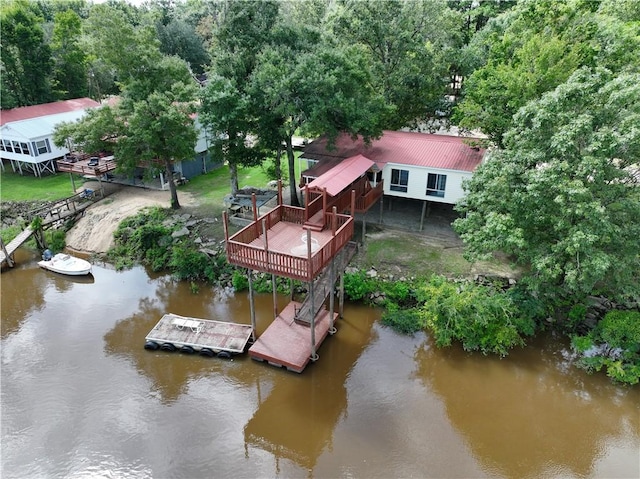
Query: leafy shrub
xmin=344 ymin=271 xmax=377 ymax=301
xmin=232 ymin=270 xmax=249 ymax=291
xmin=262 ymin=159 xmax=288 ymax=183
xmin=562 ymin=303 xmax=588 ymax=332
xmin=416 ymin=275 xmax=536 ymax=356
xmin=379 ymin=279 xmax=415 ymax=306
xmin=111 ymin=207 xmax=172 ymax=265
xmin=572 ymin=310 xmax=640 ymax=385
xmin=169 ymin=246 xmax=215 ymax=282
xmin=381 ymin=304 xmax=424 ymax=334
xmin=46 ymin=229 xmax=66 ymax=252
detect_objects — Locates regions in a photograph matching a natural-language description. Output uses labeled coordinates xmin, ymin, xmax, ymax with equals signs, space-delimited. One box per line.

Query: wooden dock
xmin=0 ymin=226 xmax=34 ymax=267
xmin=144 ymin=313 xmax=253 ymax=357
xmin=248 ymin=301 xmax=337 ymax=373
xmin=1 ymin=190 xmax=101 ymax=269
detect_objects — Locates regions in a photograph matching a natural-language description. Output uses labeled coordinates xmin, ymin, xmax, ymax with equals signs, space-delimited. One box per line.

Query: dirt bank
xmin=65 ymin=185 xmax=196 ymax=254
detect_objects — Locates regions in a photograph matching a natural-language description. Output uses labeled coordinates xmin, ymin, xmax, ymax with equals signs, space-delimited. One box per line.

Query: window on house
xmin=3 ymin=140 xmax=13 ymax=152
xmin=390 ymin=168 xmax=409 ymax=192
xmin=11 ymin=141 xmax=29 ymax=155
xmin=35 ymin=140 xmax=50 ymax=155
xmin=426 ymin=173 xmax=447 ymax=197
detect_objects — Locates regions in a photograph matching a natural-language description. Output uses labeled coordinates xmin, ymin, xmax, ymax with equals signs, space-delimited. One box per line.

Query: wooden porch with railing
xmin=222 ymin=181 xmax=366 ymax=372
xmin=224 ymin=202 xmax=354 ymax=282
xmin=302 ymin=177 xmax=383 ymax=231
xmin=56 ymin=155 xmax=117 ymax=177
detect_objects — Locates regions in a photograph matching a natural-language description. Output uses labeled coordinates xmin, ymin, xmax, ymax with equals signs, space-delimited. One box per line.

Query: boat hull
xmin=38 ymin=253 xmax=92 ymax=276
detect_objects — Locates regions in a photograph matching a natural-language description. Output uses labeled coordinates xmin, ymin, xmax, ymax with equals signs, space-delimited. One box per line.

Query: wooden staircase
xmin=294 ymin=242 xmax=358 ymax=326
xmin=303 ymin=210 xmax=325 ymax=231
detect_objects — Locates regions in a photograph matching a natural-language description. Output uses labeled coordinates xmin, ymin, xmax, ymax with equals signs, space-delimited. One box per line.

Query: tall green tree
xmin=250 ymin=40 xmax=389 ymax=205
xmin=51 ymin=9 xmax=88 ymax=99
xmin=329 ymin=0 xmax=457 ymax=129
xmin=117 ymin=87 xmax=198 ymax=209
xmin=200 ymin=74 xmax=263 ymax=198
xmin=84 ymin=3 xmax=162 ymax=89
xmin=453 ymin=0 xmax=639 ymax=146
xmin=454 ymin=68 xmax=640 ymax=304
xmin=157 ymin=19 xmax=210 ymax=74
xmin=1 ymin=0 xmax=53 ymax=108
xmin=54 ymin=79 xmax=197 ymax=210
xmin=199 ymin=0 xmax=279 ymax=196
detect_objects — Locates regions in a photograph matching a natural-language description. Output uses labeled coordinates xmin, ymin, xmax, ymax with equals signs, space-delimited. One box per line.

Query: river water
xmin=2 ymin=249 xmax=639 ymax=478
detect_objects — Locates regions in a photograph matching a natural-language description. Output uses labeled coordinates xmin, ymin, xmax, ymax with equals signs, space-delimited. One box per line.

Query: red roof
xmin=303 ymin=130 xmax=485 ymax=172
xmin=307 ymin=154 xmax=375 ymax=196
xmin=0 ymin=98 xmax=100 ymax=126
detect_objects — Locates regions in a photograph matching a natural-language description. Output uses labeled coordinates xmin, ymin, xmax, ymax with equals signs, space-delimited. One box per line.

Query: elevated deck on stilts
xmin=223 ymin=177 xmax=379 ymax=373
xmin=249 ymin=302 xmax=337 ymax=373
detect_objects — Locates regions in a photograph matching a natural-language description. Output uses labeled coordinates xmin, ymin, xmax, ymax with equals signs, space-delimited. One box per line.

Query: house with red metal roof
xmin=300 ymin=130 xmax=487 ymax=206
xmin=1 ymin=98 xmax=218 ymax=183
xmin=0 ymin=98 xmax=101 ymax=177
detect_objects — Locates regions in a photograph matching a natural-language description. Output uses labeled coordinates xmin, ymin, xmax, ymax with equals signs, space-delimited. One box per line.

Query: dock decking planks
xmin=248 ymin=301 xmax=337 ymax=373
xmin=145 ymin=313 xmax=253 ymax=354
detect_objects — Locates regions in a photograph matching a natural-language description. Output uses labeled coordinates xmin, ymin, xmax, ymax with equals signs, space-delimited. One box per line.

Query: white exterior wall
xmin=1 ymin=109 xmax=93 ymax=165
xmin=382 ymin=163 xmax=472 ymax=204
xmin=0 ymin=127 xmax=68 ymax=165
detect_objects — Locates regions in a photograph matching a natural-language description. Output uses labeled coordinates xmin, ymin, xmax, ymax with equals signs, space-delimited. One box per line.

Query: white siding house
xmin=382 ymin=163 xmax=471 ymax=204
xmin=300 ymin=130 xmax=487 ymax=206
xmin=0 ymin=98 xmax=100 ymax=177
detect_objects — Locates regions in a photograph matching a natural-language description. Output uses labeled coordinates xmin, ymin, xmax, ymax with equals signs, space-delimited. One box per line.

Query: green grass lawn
xmin=183 ymin=153 xmax=302 ymax=210
xmin=1 ymin=170 xmax=84 ymax=202
xmin=357 ymin=233 xmax=474 ymax=278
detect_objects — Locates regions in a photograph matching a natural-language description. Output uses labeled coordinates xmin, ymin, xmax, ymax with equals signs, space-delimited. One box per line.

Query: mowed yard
xmin=1 ymin=162 xmax=516 ymax=280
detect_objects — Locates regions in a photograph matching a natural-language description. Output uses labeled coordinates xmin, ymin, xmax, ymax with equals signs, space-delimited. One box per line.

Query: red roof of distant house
xmin=303 ymin=130 xmax=485 ymax=173
xmin=307 ymin=154 xmax=375 ymax=197
xmin=0 ymin=98 xmax=100 ymax=126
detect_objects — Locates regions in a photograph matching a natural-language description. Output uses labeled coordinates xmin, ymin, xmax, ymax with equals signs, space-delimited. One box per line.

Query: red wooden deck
xmin=57 ymin=155 xmax=117 ymax=177
xmin=226 ymin=204 xmax=354 ymax=282
xmin=248 ymin=301 xmax=337 ymax=373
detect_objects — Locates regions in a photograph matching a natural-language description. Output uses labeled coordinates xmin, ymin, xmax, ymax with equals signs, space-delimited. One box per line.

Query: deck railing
xmin=304 ymin=193 xmax=325 ymax=223
xmin=355 ymin=181 xmax=384 ymax=212
xmin=226 ymin=206 xmax=354 ymax=282
xmin=231 ymin=204 xmax=306 ymax=246
xmin=25 ymin=189 xmax=102 ymax=224
xmin=56 ymin=157 xmax=117 ymax=176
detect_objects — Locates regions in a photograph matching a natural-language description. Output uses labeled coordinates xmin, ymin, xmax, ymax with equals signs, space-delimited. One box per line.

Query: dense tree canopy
xmin=454 ymin=68 xmax=640 ymax=304
xmin=52 ymin=3 xmax=199 ymax=210
xmin=51 ymin=9 xmax=88 ymax=99
xmin=329 ymin=0 xmax=457 ymax=130
xmin=1 ymin=0 xmax=53 ymax=108
xmin=454 ymin=0 xmax=640 ymax=146
xmin=198 ymin=0 xmax=278 ymax=197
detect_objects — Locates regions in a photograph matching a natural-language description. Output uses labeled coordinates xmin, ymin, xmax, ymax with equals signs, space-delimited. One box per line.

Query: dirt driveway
xmin=65 ymin=183 xmax=196 ymax=254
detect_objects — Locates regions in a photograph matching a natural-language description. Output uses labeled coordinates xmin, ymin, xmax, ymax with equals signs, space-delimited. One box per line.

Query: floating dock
xmin=248 ymin=301 xmax=337 ymax=373
xmin=144 ymin=313 xmax=253 ymax=358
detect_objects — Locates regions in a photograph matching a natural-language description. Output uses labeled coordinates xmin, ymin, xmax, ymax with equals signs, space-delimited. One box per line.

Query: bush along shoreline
xmin=98 ymin=207 xmax=640 ymax=386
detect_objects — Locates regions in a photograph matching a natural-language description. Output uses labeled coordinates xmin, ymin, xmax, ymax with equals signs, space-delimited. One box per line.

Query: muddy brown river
xmin=2 ymin=249 xmax=639 ymax=478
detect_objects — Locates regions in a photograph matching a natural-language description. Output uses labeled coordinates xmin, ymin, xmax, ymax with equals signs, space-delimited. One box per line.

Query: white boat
xmin=38 ymin=251 xmax=92 ymax=276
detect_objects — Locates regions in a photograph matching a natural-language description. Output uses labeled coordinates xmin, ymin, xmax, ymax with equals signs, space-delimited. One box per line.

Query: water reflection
xmin=413 ymin=334 xmax=640 ymax=479
xmin=2 ymin=251 xmax=638 ymax=479
xmin=244 ymin=309 xmax=378 ymax=472
xmin=103 ymin=276 xmax=284 ymax=403
xmin=1 ymin=256 xmax=52 ymax=338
